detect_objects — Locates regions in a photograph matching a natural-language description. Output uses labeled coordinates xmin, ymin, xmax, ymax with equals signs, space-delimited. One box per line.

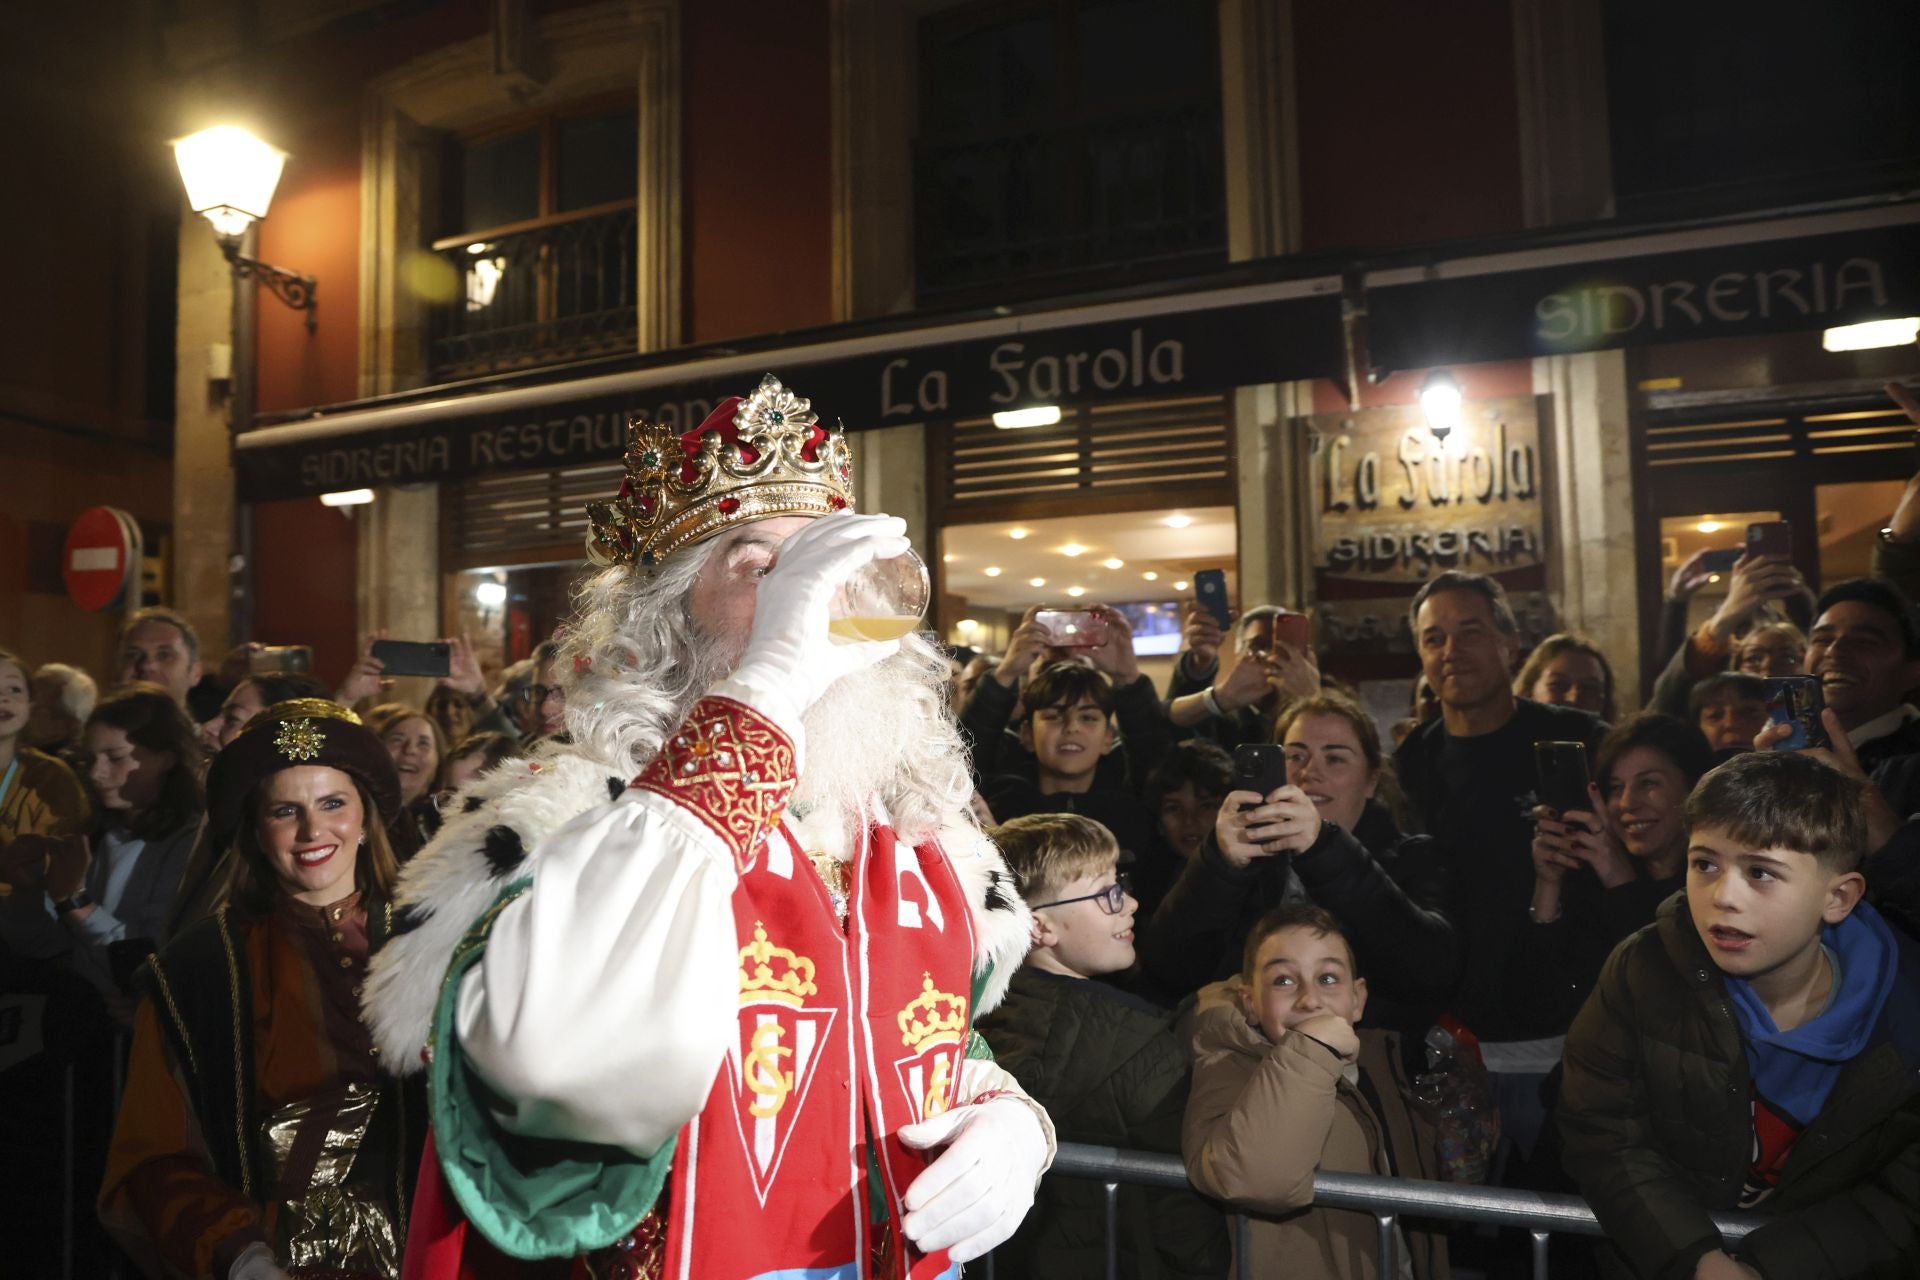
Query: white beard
xmin=792 ymin=646 xmax=970 ymax=847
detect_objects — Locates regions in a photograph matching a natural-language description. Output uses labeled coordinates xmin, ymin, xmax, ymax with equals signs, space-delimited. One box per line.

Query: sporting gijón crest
xmin=729 ymin=920 xmax=840 ymax=1204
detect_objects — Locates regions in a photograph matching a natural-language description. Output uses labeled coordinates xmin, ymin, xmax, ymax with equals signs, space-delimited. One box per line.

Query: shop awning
xmin=234 ymin=274 xmax=1347 ymax=501
xmin=1363 ymin=203 xmax=1920 ymax=374
xmin=235 ymin=200 xmax=1920 ymax=502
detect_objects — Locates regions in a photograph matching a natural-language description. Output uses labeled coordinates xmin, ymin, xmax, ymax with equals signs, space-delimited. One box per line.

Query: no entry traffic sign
xmin=62 ymin=506 xmax=141 ymax=612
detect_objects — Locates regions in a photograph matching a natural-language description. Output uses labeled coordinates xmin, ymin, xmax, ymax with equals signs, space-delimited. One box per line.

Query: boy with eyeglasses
xmin=977 ymin=813 xmax=1228 ymax=1278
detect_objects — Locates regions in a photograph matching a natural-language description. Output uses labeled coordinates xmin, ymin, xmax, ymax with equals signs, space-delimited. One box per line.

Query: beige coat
xmin=1181 ymin=982 xmax=1449 ymax=1280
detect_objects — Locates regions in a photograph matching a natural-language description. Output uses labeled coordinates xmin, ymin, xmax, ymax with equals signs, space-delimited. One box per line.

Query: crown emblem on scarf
xmin=739 ymin=922 xmax=820 ymax=1008
xmin=897 ymin=973 xmax=968 ymax=1051
xmin=585 ymin=374 xmax=856 ymax=567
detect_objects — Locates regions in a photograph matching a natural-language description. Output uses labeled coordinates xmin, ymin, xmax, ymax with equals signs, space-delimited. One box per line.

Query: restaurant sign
xmin=1366 ymin=222 xmax=1920 ymax=372
xmin=1310 ymin=395 xmax=1557 ymax=657
xmin=236 ymin=290 xmax=1344 ymax=501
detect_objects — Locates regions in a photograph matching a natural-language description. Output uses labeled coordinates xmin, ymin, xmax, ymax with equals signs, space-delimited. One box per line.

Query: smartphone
xmin=249 ymin=645 xmax=313 ymax=676
xmin=1193 ymin=569 xmax=1231 ymax=630
xmin=1533 ymin=741 xmax=1593 ymax=818
xmin=1033 ymin=609 xmax=1108 ymax=649
xmin=1271 ymin=610 xmax=1310 ymax=654
xmin=1747 ymin=520 xmax=1793 ymax=561
xmin=1698 ymin=548 xmax=1742 ymax=574
xmin=1763 ymin=675 xmax=1828 ymax=750
xmin=371 ymin=639 xmax=452 ymax=679
xmin=1233 ymin=743 xmax=1290 ymax=806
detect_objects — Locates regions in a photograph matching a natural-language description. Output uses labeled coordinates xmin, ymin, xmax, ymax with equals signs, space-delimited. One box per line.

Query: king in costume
xmin=362 ymin=375 xmax=1053 ymax=1280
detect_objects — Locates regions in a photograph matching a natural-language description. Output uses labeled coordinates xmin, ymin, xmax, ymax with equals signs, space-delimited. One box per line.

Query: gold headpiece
xmin=897 ymin=973 xmax=969 ymax=1052
xmin=739 ymin=922 xmax=819 ymax=1008
xmin=586 ymin=373 xmax=856 ymax=567
xmin=235 ymin=697 xmax=363 ymax=763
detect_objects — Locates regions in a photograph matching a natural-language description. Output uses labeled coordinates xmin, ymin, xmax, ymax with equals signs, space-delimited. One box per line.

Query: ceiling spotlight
xmin=942 ymin=553 xmax=955 ymax=563
xmin=1102 ymin=558 xmax=1124 ymax=570
xmin=1143 ymin=571 xmax=1159 ymax=581
xmin=958 ymin=618 xmax=980 ymax=632
xmin=1059 ymin=543 xmax=1087 ymax=557
xmin=1028 ymin=577 xmax=1047 ymax=587
xmin=1008 ymin=528 xmax=1030 ymax=540
xmin=319 ymin=489 xmax=375 ymax=507
xmin=1163 ymin=513 xmax=1192 ymax=529
xmin=1173 ymin=580 xmax=1190 ymax=591
xmin=1696 ymin=520 xmax=1722 ymax=535
xmin=474 ymin=581 xmax=507 ymax=608
xmin=1066 ymin=586 xmax=1086 ymax=598
xmin=983 ymin=566 xmax=1003 ymax=577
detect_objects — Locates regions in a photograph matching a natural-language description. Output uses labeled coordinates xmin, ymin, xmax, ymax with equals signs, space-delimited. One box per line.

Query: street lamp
xmin=171 ymin=125 xmax=317 ymax=330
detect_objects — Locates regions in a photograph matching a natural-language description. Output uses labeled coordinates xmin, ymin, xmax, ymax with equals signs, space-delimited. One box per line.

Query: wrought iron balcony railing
xmin=914 ymin=102 xmax=1227 ymax=300
xmin=428 ymin=204 xmax=638 ymax=381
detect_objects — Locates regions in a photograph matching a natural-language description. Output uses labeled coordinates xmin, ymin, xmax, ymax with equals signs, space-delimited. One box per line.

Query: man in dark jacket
xmin=977 ymin=814 xmax=1229 ymax=1279
xmin=1560 ymin=752 xmax=1920 ymax=1280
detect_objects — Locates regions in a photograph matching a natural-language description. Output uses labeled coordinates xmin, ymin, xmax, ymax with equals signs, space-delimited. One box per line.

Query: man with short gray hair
xmin=27 ymin=663 xmax=96 ymax=771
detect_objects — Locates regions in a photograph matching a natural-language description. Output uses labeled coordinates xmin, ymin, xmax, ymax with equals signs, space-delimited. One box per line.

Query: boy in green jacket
xmin=976 ymin=813 xmax=1227 ymax=1278
xmin=1560 ymin=750 xmax=1920 ymax=1279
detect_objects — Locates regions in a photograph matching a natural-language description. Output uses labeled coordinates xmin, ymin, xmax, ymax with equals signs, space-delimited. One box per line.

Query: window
xmin=1604 ymin=0 xmax=1920 ymax=217
xmin=913 ymin=0 xmax=1226 ymax=303
xmin=429 ymin=98 xmax=640 ymax=379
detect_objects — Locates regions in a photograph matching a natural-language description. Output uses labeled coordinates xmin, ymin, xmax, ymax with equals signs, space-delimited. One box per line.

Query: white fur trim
xmin=362 ymin=751 xmax=1033 ymax=1075
xmin=363 ymin=746 xmax=620 ymax=1074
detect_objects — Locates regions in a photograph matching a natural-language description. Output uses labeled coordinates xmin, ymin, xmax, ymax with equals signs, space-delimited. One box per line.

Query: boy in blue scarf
xmin=1560 ymin=750 xmax=1920 ymax=1280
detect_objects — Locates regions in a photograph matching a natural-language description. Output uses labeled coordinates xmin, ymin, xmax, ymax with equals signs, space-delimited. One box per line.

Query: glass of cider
xmin=828 ymin=546 xmax=930 ymax=644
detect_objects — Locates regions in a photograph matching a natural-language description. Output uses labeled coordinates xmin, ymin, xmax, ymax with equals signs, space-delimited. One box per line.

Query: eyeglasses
xmin=1032 ymin=872 xmax=1132 ymax=915
xmin=520 ymin=684 xmax=564 ymax=706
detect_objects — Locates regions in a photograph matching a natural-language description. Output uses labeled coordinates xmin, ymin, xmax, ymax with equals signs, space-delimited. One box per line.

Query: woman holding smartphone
xmin=1512 ymin=712 xmax=1714 ymax=1035
xmin=1139 ymin=691 xmax=1459 ymax=1010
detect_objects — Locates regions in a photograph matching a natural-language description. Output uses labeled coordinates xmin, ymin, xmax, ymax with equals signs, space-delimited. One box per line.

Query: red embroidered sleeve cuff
xmin=629 ymin=696 xmax=798 ymax=873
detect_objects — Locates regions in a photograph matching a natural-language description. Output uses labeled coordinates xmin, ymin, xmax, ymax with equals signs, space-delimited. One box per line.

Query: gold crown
xmin=897 ymin=973 xmax=969 ymax=1052
xmin=585 ymin=374 xmax=856 ymax=567
xmin=739 ymin=922 xmax=819 ymax=1008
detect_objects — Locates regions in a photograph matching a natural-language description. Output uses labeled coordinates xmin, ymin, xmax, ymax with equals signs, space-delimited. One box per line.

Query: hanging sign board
xmin=1308 ymin=395 xmax=1558 ymax=659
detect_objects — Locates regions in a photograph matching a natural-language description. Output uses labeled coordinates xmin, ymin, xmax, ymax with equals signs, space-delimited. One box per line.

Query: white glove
xmin=228 ymin=1242 xmax=292 ymax=1280
xmin=898 ymin=1097 xmax=1050 ymax=1262
xmin=726 ymin=513 xmax=911 ymax=721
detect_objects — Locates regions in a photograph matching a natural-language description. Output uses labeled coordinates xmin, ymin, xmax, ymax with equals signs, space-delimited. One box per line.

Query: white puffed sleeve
xmin=454 ymin=788 xmax=741 ymax=1155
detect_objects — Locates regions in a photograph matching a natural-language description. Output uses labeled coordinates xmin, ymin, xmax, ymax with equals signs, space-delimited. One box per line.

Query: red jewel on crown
xmin=584 ymin=374 xmax=857 ymax=568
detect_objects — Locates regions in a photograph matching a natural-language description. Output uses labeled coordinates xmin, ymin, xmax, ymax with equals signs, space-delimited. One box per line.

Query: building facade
xmin=150 ymin=0 xmax=1920 ymax=706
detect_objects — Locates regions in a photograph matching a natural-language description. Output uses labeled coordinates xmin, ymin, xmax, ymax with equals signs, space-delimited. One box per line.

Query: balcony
xmin=428 ymin=203 xmax=638 ymax=382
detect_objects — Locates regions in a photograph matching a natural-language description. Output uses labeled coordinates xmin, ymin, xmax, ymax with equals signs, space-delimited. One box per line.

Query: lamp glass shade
xmin=172 ymin=126 xmax=288 ymax=237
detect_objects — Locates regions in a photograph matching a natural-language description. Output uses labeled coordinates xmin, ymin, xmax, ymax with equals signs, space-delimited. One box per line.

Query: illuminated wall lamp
xmin=1822 ymin=318 xmax=1920 ymax=352
xmin=992 ymin=405 xmax=1062 ymax=430
xmin=171 ymin=125 xmax=318 ymax=330
xmin=319 ymin=489 xmax=375 ymax=509
xmin=1419 ymin=369 xmax=1464 ymax=442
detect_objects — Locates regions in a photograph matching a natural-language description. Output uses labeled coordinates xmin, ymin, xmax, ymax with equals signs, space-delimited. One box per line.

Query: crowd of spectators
xmin=13 ymin=453 xmax=1920 ymax=1276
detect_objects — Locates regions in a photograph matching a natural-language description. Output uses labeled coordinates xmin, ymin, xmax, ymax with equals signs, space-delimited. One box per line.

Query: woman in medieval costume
xmin=101 ymin=699 xmax=424 ymax=1280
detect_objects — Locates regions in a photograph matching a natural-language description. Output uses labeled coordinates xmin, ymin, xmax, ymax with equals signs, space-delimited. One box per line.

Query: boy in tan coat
xmin=1183 ymin=901 xmax=1450 ymax=1279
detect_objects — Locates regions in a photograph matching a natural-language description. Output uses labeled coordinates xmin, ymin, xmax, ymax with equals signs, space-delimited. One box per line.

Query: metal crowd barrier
xmin=981 ymin=1141 xmax=1768 ymax=1280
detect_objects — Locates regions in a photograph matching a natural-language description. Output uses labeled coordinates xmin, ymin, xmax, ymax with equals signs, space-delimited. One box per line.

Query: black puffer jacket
xmin=1560 ymin=894 xmax=1920 ymax=1280
xmin=1137 ymin=801 xmax=1460 ymax=1012
xmin=976 ymin=968 xmax=1229 ymax=1279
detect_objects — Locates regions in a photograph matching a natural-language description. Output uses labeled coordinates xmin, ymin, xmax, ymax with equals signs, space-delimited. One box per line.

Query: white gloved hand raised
xmin=898 ymin=1096 xmax=1050 ymax=1262
xmin=724 ymin=513 xmax=911 ymax=726
xmin=229 ymin=1242 xmax=292 ymax=1280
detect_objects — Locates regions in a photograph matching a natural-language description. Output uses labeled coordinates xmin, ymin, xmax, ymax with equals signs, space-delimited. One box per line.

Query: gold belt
xmin=262 ymin=1083 xmax=400 ymax=1280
